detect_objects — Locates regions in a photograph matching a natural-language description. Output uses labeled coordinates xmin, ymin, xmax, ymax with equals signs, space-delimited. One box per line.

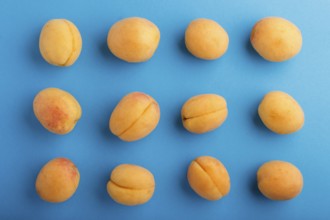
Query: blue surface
xmin=1 ymin=0 xmax=330 ymax=219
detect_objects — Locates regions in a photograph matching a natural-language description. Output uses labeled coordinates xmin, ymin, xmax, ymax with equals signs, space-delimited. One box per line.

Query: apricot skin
xmin=107 ymin=17 xmax=160 ymax=62
xmin=181 ymin=94 xmax=228 ymax=134
xmin=33 ymin=88 xmax=82 ymax=135
xmin=109 ymin=92 xmax=160 ymax=142
xmin=39 ymin=19 xmax=82 ymax=66
xmin=107 ymin=164 xmax=155 ymax=206
xmin=250 ymin=17 xmax=302 ymax=62
xmin=185 ymin=18 xmax=229 ymax=60
xmin=187 ymin=156 xmax=230 ymax=200
xmin=257 ymin=160 xmax=303 ymax=200
xmin=35 ymin=158 xmax=80 ymax=203
xmin=258 ymin=91 xmax=304 ymax=134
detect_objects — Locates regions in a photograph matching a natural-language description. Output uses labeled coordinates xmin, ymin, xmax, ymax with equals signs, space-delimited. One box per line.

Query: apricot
xmin=257 ymin=160 xmax=303 ymax=200
xmin=181 ymin=94 xmax=228 ymax=134
xmin=39 ymin=19 xmax=82 ymax=66
xmin=187 ymin=156 xmax=230 ymax=200
xmin=250 ymin=17 xmax=302 ymax=62
xmin=258 ymin=91 xmax=304 ymax=134
xmin=107 ymin=17 xmax=160 ymax=62
xmin=109 ymin=92 xmax=160 ymax=141
xmin=33 ymin=88 xmax=82 ymax=135
xmin=35 ymin=158 xmax=80 ymax=203
xmin=107 ymin=164 xmax=155 ymax=206
xmin=185 ymin=18 xmax=229 ymax=60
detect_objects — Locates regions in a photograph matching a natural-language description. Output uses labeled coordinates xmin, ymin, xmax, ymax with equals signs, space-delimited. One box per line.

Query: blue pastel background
xmin=1 ymin=0 xmax=330 ymax=219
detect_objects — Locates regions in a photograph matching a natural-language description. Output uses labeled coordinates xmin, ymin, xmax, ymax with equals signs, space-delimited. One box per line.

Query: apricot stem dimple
xmin=118 ymin=101 xmax=154 ymax=137
xmin=183 ymin=108 xmax=227 ymax=121
xmin=193 ymin=160 xmax=223 ymax=197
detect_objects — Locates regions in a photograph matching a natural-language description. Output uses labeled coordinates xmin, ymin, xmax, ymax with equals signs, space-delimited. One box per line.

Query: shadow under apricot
xmin=248 ymin=165 xmax=269 ymax=201
xmin=96 ymin=170 xmax=116 ymax=204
